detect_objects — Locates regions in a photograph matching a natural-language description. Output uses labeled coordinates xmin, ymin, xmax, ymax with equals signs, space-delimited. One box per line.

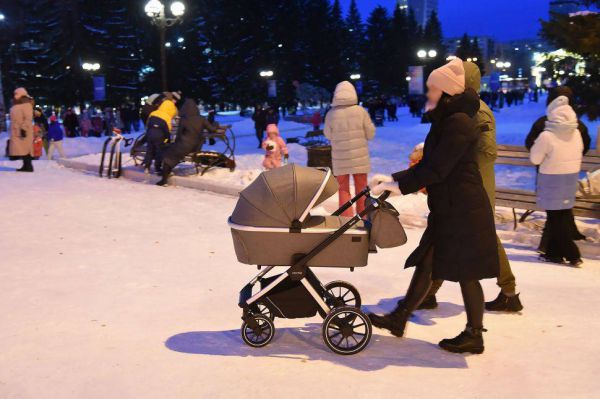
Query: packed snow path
xmin=1 ymin=162 xmax=599 ymax=398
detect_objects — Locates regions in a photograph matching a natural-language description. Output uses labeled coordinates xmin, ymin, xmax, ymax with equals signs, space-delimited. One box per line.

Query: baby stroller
xmin=229 ymin=164 xmax=407 ymax=355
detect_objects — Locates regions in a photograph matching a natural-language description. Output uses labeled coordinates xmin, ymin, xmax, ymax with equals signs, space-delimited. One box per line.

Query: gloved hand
xmin=370 ymin=174 xmax=393 ymax=187
xmin=371 ymin=182 xmax=402 ymax=196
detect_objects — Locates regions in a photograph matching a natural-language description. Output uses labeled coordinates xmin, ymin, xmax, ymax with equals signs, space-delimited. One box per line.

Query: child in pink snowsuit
xmin=262 ymin=124 xmax=288 ymax=169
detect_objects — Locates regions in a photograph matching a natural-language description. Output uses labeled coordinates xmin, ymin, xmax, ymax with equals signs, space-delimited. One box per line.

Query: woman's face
xmin=426 ymin=86 xmax=443 ymax=110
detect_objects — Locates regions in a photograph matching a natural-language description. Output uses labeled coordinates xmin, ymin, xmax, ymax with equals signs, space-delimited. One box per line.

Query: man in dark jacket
xmin=252 ymin=105 xmax=267 ymax=148
xmin=156 ymin=99 xmax=218 ymax=186
xmin=525 ymin=86 xmax=591 ymax=251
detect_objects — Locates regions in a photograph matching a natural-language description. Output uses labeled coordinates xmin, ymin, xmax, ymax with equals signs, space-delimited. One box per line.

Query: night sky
xmin=341 ymin=0 xmax=551 ymax=41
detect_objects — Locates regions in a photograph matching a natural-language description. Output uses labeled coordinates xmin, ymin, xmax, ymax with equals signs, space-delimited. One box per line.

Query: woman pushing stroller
xmin=369 ymin=58 xmax=499 ymax=354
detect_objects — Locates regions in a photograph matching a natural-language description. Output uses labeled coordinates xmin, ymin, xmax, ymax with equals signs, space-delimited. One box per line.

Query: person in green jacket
xmin=417 ymin=61 xmax=524 ymax=312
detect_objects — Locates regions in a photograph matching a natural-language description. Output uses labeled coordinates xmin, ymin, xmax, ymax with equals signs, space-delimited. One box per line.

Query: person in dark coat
xmin=143 ymin=99 xmax=178 ymax=174
xmin=63 ymin=108 xmax=79 ymax=137
xmin=156 ymin=99 xmax=218 ymax=186
xmin=525 ymin=86 xmax=591 ymax=251
xmin=252 ymin=105 xmax=267 ymax=148
xmin=265 ymin=106 xmax=279 ymax=126
xmin=368 ymin=59 xmax=499 ymax=354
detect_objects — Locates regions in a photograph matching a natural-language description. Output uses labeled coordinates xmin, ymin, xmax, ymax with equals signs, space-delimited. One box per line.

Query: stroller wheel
xmin=322 ymin=306 xmax=372 ymax=355
xmin=251 ymin=301 xmax=274 ymax=320
xmin=324 ymin=281 xmax=361 ymax=309
xmin=241 ymin=315 xmax=275 ymax=348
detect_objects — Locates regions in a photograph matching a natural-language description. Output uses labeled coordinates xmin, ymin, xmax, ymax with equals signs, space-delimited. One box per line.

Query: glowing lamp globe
xmin=145 ymin=0 xmax=164 ymax=17
xmin=170 ymin=2 xmax=185 ymax=17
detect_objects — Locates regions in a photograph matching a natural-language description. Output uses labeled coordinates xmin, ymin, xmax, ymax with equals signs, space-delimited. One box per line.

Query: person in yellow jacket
xmin=143 ymin=99 xmax=178 ymax=174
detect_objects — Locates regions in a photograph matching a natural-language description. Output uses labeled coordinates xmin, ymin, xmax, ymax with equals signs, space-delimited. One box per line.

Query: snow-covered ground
xmin=1 ymin=161 xmax=600 ymax=398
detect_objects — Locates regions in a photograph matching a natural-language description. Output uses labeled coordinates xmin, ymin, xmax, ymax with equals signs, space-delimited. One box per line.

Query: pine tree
xmin=80 ymin=0 xmax=142 ymax=104
xmin=469 ymin=37 xmax=485 ymax=76
xmin=387 ymin=5 xmax=410 ymax=95
xmin=9 ymin=0 xmax=72 ymax=104
xmin=455 ymin=33 xmax=485 ymax=75
xmin=422 ymin=10 xmax=445 ymax=70
xmin=345 ymin=0 xmax=364 ymax=74
xmin=541 ymin=10 xmax=600 ymax=120
xmin=362 ymin=6 xmax=391 ymax=95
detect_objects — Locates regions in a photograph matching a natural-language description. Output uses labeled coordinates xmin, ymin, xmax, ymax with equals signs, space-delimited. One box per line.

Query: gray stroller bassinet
xmin=228 ymin=164 xmax=407 ymax=355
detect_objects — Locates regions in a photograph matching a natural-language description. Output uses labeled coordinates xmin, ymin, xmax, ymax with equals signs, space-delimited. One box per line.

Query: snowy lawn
xmin=1 ymin=161 xmax=599 ymax=398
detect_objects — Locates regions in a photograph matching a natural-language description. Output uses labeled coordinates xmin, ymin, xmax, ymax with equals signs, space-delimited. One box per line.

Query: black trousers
xmin=544 ymin=209 xmax=581 ymax=261
xmin=255 ymin=127 xmax=264 ymax=146
xmin=403 ymin=248 xmax=484 ymax=329
xmin=143 ymin=136 xmax=166 ymax=172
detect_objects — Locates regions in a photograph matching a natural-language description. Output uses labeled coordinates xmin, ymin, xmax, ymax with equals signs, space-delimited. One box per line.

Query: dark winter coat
xmin=392 ymin=89 xmax=499 ymax=282
xmin=265 ymin=109 xmax=279 ymax=125
xmin=63 ymin=112 xmax=79 ymax=133
xmin=252 ymin=108 xmax=266 ymax=130
xmin=162 ymin=99 xmax=217 ymax=169
xmin=47 ymin=122 xmax=64 ymax=141
xmin=525 ymin=86 xmax=591 ymax=154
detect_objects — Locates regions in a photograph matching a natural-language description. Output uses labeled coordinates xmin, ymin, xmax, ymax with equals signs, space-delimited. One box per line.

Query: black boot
xmin=16 ymin=155 xmax=34 ymax=172
xmin=156 ymin=164 xmax=172 ymax=186
xmin=539 ymin=254 xmax=564 ymax=264
xmin=367 ymin=306 xmax=410 ymax=337
xmin=439 ymin=326 xmax=485 ymax=354
xmin=397 ymin=294 xmax=438 ymax=311
xmin=485 ymin=292 xmax=523 ymax=312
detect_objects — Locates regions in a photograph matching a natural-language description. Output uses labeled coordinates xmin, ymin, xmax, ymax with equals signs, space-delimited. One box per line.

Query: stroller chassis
xmin=238 ymin=188 xmax=391 ymax=355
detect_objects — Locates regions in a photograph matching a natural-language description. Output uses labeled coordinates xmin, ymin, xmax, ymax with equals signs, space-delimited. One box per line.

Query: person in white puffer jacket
xmin=324 ymin=81 xmax=375 ymax=216
xmin=530 ymin=95 xmax=583 ymax=266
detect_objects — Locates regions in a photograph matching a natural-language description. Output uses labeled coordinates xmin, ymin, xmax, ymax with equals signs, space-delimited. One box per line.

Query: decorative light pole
xmin=417 ymin=49 xmax=437 ymax=60
xmin=145 ymin=0 xmax=185 ymax=91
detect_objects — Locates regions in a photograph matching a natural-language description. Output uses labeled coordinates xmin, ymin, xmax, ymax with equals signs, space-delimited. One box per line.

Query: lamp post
xmin=82 ymin=62 xmax=102 ymax=101
xmin=145 ymin=0 xmax=185 ymax=91
xmin=417 ymin=49 xmax=437 ymax=60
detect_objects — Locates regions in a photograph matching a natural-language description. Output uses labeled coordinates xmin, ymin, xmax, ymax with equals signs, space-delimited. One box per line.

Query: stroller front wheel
xmin=324 ymin=281 xmax=361 ymax=309
xmin=241 ymin=315 xmax=275 ymax=348
xmin=322 ymin=306 xmax=372 ymax=355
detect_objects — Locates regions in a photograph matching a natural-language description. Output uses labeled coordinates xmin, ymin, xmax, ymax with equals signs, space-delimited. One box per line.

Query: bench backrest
xmin=497 ymin=144 xmax=600 ymax=172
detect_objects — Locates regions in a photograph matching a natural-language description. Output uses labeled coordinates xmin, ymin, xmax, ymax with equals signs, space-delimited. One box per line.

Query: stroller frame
xmin=238 ymin=188 xmax=391 ymax=355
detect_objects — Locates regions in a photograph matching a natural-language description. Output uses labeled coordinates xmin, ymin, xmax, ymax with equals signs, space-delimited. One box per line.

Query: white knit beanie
xmin=426 ymin=58 xmax=465 ymax=96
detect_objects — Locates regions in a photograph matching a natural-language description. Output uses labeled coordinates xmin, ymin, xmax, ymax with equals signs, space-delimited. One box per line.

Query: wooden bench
xmin=495 ymin=145 xmax=600 ymax=228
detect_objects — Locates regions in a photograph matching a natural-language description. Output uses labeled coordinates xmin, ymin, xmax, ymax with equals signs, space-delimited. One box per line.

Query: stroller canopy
xmin=231 ymin=164 xmax=338 ymax=228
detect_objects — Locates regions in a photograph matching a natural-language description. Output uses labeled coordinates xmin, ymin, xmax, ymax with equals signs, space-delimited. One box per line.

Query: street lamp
xmin=417 ymin=49 xmax=437 ymax=59
xmin=82 ymin=62 xmax=101 ymax=72
xmin=259 ymin=70 xmax=274 ymax=78
xmin=145 ymin=0 xmax=185 ymax=91
xmin=350 ymin=73 xmax=361 ymax=80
